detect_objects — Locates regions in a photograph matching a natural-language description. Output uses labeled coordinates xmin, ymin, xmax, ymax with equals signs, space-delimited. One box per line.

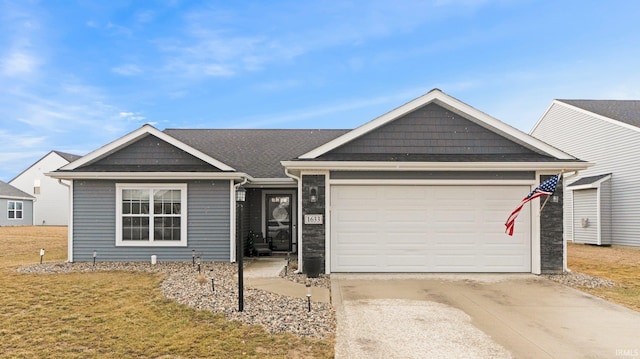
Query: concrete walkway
xmin=242 ymin=257 xmax=330 ymax=303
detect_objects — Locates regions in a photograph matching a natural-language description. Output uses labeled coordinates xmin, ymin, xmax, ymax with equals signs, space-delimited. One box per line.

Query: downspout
xmin=58 ymin=179 xmax=73 ymax=262
xmin=232 ymin=177 xmax=249 ymax=262
xmin=285 ymin=168 xmax=303 ymax=273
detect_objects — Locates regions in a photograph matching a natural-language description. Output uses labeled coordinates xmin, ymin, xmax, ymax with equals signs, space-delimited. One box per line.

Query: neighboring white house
xmin=531 ymin=99 xmax=640 ymax=246
xmin=10 ymin=151 xmax=81 ymax=226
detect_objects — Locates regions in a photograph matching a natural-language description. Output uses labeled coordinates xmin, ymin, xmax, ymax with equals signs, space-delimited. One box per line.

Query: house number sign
xmin=304 ymin=214 xmax=323 ymax=225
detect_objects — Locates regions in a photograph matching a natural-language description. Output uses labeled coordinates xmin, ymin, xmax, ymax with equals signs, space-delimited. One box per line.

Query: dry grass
xmin=0 ymin=226 xmax=334 ymax=358
xmin=567 ymin=242 xmax=640 ymax=312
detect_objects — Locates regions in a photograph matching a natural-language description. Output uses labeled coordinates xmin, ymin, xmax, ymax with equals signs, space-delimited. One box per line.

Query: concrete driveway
xmin=332 ymin=274 xmax=640 ymax=359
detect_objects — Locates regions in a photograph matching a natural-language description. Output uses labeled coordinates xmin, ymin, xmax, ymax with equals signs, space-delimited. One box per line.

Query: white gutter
xmin=281 ymin=161 xmax=591 ymax=172
xmin=46 ymin=171 xmax=253 ymax=181
xmin=57 ymin=179 xmax=73 ymax=263
xmin=284 ymin=168 xmax=303 ymax=273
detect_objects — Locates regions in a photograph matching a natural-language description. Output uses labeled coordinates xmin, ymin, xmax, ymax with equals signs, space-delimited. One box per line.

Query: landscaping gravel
xmin=544 ymin=271 xmax=616 ymax=289
xmin=279 ymin=257 xmax=331 ymax=289
xmin=17 ymin=261 xmax=335 ymax=339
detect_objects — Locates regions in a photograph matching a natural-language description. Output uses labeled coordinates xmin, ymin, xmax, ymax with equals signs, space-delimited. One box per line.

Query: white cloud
xmin=0 ymin=51 xmax=38 ymax=76
xmin=136 ymin=10 xmax=155 ymax=23
xmin=112 ymin=64 xmax=143 ymax=76
xmin=119 ymin=111 xmax=147 ymax=122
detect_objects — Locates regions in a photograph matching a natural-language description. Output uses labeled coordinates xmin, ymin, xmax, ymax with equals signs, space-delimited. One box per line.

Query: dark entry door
xmin=265 ymin=194 xmax=292 ymax=251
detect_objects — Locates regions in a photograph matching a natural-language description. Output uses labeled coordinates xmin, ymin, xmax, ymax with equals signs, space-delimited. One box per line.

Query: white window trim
xmin=7 ymin=200 xmax=24 ymax=220
xmin=115 ymin=183 xmax=188 ymax=247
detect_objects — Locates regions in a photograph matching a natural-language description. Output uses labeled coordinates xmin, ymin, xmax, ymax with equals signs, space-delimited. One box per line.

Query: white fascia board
xmin=245 ymin=178 xmax=297 ymax=187
xmin=281 ymin=160 xmax=591 ymax=172
xmin=299 ymin=89 xmax=575 ymax=160
xmin=1 ymin=195 xmax=35 ymax=201
xmin=61 ymin=124 xmax=235 ymax=171
xmin=46 ymin=171 xmax=253 ymax=181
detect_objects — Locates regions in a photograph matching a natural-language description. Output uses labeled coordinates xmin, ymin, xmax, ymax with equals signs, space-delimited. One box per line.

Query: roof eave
xmin=46 ymin=171 xmax=253 ymax=181
xmin=281 ymin=160 xmax=592 ymax=172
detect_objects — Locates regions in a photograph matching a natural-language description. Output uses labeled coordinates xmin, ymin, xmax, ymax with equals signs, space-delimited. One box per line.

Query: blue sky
xmin=2 ymin=0 xmax=640 ymax=182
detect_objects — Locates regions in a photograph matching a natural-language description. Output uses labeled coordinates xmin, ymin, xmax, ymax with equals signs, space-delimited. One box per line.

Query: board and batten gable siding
xmin=533 ymin=103 xmax=640 ymax=246
xmin=72 ymin=179 xmax=231 ymax=262
xmin=0 ymin=199 xmax=33 ymax=226
xmin=572 ymin=189 xmax=598 ymax=244
xmin=327 ymin=103 xmax=542 ymax=156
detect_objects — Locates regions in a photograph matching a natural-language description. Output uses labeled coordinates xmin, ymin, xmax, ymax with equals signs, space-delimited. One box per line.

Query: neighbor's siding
xmin=9 ymin=152 xmax=71 ymax=225
xmin=533 ymin=103 xmax=640 ymax=246
xmin=0 ymin=199 xmax=33 ymax=226
xmin=572 ymin=189 xmax=598 ymax=244
xmin=72 ymin=179 xmax=230 ymax=262
xmin=600 ymin=179 xmax=613 ymax=245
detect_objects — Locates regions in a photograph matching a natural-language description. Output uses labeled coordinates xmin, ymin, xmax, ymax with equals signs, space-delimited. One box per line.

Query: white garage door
xmin=330 ymin=185 xmax=531 ymax=272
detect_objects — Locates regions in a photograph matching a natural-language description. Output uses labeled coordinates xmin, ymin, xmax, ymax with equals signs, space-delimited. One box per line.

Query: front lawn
xmin=567 ymin=242 xmax=640 ymax=312
xmin=0 ymin=226 xmax=333 ymax=358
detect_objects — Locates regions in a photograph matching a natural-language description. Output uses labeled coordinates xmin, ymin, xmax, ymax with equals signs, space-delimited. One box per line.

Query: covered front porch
xmin=237 ymin=187 xmax=298 ymax=257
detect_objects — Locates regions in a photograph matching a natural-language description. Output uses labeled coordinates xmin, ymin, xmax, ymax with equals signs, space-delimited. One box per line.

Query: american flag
xmin=505 ymin=174 xmax=560 ymax=236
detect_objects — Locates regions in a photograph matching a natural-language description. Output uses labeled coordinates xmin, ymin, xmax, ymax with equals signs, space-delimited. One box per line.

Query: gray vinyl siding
xmin=328 ymin=103 xmax=543 ymax=156
xmin=72 ymin=179 xmax=231 ymax=262
xmin=1 ymin=199 xmax=33 ymax=226
xmin=573 ymin=189 xmax=598 ymax=244
xmin=533 ymin=103 xmax=640 ymax=246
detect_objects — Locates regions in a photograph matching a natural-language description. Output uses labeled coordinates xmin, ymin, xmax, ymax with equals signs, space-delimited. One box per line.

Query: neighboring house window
xmin=8 ymin=201 xmax=23 ymax=220
xmin=34 ymin=179 xmax=41 ymax=195
xmin=115 ymin=184 xmax=187 ymax=247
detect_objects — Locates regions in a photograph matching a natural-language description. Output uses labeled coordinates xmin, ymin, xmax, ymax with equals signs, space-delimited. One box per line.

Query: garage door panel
xmin=331 ymin=185 xmax=531 ymax=273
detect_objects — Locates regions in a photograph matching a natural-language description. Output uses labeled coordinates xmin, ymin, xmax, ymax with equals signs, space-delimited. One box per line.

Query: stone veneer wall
xmin=540 ymin=174 xmax=564 ymax=273
xmin=301 ymin=175 xmax=326 ymax=273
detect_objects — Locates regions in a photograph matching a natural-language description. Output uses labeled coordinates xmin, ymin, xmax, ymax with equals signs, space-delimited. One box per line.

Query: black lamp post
xmin=236 ymin=186 xmax=246 ymax=312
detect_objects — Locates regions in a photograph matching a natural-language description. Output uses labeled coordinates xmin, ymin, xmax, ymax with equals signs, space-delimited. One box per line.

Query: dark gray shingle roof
xmin=567 ymin=173 xmax=612 ymax=187
xmin=559 ymin=100 xmax=640 ymax=128
xmin=0 ymin=180 xmax=34 ymax=199
xmin=164 ymin=129 xmax=349 ymax=178
xmin=53 ymin=151 xmax=82 ymax=162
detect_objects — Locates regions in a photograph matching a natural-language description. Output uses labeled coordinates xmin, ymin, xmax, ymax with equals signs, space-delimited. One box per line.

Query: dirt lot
xmin=567 ymin=242 xmax=640 ymax=312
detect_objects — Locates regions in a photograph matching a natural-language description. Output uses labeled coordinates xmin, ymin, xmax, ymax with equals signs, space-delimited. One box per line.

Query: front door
xmin=265 ymin=194 xmax=292 ymax=251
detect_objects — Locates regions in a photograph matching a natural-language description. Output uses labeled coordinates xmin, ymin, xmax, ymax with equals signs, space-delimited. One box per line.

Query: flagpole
xmin=538 ymin=171 xmax=564 ymax=215
xmin=539 ymin=195 xmax=552 ymax=214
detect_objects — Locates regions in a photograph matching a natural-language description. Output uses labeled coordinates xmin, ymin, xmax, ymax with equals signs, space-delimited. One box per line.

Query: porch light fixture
xmin=309 ymin=186 xmax=318 ymax=203
xmin=236 ymin=186 xmax=246 ymax=202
